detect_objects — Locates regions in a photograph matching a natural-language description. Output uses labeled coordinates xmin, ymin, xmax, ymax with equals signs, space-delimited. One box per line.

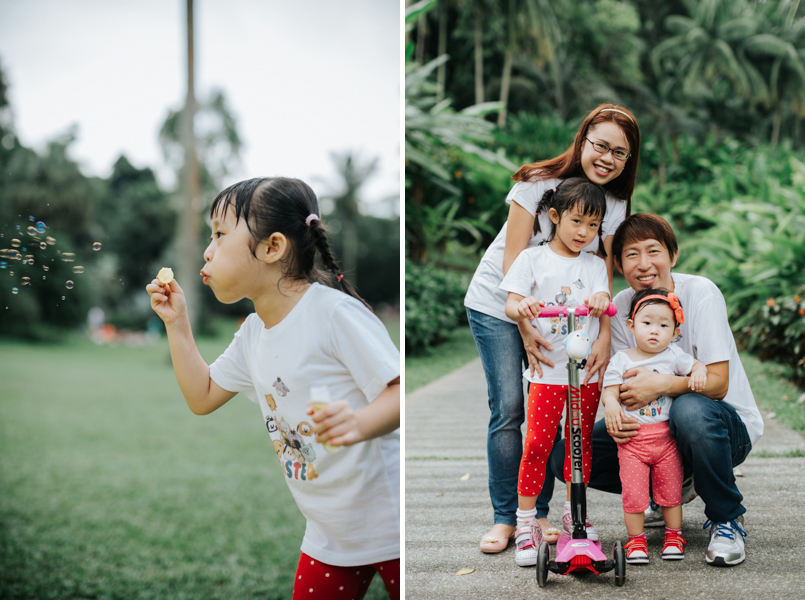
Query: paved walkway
xmin=405 ymin=358 xmax=805 ymax=600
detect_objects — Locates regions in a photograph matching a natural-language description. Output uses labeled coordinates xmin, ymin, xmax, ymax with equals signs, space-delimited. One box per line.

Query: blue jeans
xmin=467 ymin=307 xmax=557 ymax=526
xmin=548 ymin=393 xmax=752 ymax=522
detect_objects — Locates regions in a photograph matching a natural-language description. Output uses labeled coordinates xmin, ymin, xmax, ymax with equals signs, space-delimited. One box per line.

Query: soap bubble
xmin=40 ymin=242 xmax=47 ymax=250
xmin=46 ymin=236 xmax=56 ymax=245
xmin=11 ymin=287 xmax=18 ymax=294
xmin=43 ymin=266 xmax=49 ymax=272
xmin=11 ymin=239 xmax=20 ymax=248
xmin=93 ymin=242 xmax=102 ymax=251
xmin=62 ymin=296 xmax=65 ymax=300
xmin=21 ymin=277 xmax=30 ymax=286
xmin=15 ymin=225 xmax=20 ymax=230
xmin=0 ymin=249 xmax=8 ymax=259
xmin=24 ymin=255 xmax=34 ymax=265
xmin=36 ymin=221 xmax=46 ymax=234
xmin=65 ymin=280 xmax=74 ymax=289
xmin=26 ymin=226 xmax=37 ymax=236
xmin=9 ymin=250 xmax=20 ymax=260
xmin=61 ymin=252 xmax=75 ymax=263
xmin=28 ymin=216 xmax=34 ymax=222
xmin=72 ymin=265 xmax=84 ymax=274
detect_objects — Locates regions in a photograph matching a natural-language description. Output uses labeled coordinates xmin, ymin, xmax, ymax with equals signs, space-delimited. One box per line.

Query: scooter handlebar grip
xmin=536 ymin=303 xmax=618 ymax=318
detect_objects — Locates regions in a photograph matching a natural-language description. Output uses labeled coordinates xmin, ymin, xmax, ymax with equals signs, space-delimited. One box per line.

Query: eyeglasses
xmin=585 ymin=137 xmax=630 ymax=161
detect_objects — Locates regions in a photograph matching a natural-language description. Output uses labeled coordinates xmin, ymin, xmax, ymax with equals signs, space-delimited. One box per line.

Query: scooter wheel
xmin=614 ymin=540 xmax=626 ymax=586
xmin=536 ymin=541 xmax=550 ymax=588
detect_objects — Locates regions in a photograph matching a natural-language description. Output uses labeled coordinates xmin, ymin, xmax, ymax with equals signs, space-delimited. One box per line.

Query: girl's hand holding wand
xmin=146 ymin=278 xmax=187 ymax=326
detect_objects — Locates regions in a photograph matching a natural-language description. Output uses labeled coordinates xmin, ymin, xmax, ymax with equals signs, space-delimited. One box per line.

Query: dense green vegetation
xmin=405 ymin=0 xmax=805 ymax=387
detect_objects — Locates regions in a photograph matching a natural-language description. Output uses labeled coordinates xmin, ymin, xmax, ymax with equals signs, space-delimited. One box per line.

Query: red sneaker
xmin=662 ymin=530 xmax=686 ymax=560
xmin=625 ymin=536 xmax=649 ymax=564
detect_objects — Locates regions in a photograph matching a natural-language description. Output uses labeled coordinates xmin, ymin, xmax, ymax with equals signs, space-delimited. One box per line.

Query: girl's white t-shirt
xmin=209 ymin=283 xmax=400 ymax=566
xmin=464 ymin=177 xmax=627 ymax=323
xmin=611 ymin=273 xmax=764 ymax=445
xmin=499 ymin=245 xmax=609 ymax=384
xmin=602 ymin=346 xmax=696 ymax=424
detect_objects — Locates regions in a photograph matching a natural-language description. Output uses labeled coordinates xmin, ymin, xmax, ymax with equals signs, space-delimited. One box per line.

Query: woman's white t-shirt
xmin=209 ymin=283 xmax=400 ymax=566
xmin=611 ymin=273 xmax=764 ymax=445
xmin=603 ymin=346 xmax=696 ymax=424
xmin=499 ymin=245 xmax=609 ymax=384
xmin=464 ymin=177 xmax=627 ymax=323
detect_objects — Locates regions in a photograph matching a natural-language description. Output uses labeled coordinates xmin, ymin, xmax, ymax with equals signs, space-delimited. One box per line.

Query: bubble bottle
xmin=310 ymin=385 xmax=341 ymax=453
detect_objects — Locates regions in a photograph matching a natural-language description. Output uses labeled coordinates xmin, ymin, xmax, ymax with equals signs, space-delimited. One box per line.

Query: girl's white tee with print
xmin=603 ymin=346 xmax=696 ymax=424
xmin=611 ymin=273 xmax=764 ymax=445
xmin=464 ymin=177 xmax=626 ymax=323
xmin=499 ymin=245 xmax=609 ymax=384
xmin=209 ymin=283 xmax=400 ymax=567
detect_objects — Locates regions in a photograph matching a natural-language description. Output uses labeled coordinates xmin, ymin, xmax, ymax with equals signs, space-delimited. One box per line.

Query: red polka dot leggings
xmin=292 ymin=552 xmax=400 ymax=600
xmin=617 ymin=421 xmax=683 ymax=513
xmin=518 ymin=382 xmax=600 ymax=496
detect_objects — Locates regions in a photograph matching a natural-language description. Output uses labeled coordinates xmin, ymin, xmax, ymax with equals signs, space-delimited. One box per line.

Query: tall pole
xmin=179 ymin=0 xmax=201 ymax=332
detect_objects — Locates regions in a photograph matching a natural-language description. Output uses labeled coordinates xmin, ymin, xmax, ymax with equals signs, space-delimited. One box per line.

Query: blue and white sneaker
xmin=704 ymin=516 xmax=746 ymax=566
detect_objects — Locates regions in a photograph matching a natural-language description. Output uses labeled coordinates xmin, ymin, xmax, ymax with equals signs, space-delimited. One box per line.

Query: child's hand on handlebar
xmin=583 ymin=292 xmax=610 ymax=318
xmin=517 ymin=296 xmax=545 ymax=321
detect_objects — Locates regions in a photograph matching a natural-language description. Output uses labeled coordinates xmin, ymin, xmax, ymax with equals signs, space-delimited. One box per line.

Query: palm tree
xmin=651 ymin=0 xmax=763 ymax=109
xmin=496 ymin=0 xmax=560 ymax=127
xmin=742 ymin=0 xmax=805 ymax=145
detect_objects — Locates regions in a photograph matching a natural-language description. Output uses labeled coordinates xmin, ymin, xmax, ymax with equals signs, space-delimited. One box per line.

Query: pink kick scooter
xmin=534 ymin=302 xmax=625 ymax=587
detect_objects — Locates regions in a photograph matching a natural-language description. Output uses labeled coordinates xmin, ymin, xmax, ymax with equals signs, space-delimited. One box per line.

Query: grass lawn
xmin=0 ymin=317 xmax=397 ymax=600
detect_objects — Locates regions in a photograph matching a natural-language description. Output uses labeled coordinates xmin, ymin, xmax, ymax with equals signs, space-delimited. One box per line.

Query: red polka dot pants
xmin=518 ymin=382 xmax=600 ymax=496
xmin=617 ymin=421 xmax=683 ymax=513
xmin=293 ymin=552 xmax=399 ymax=600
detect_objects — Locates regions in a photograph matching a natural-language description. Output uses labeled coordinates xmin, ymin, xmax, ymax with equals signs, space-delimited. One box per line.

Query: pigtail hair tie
xmin=337 ymin=274 xmax=344 ymax=282
xmin=305 ymin=214 xmax=320 ymax=227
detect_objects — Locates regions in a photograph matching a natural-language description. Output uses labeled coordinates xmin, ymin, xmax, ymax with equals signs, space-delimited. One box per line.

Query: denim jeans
xmin=548 ymin=393 xmax=752 ymax=522
xmin=467 ymin=307 xmax=557 ymax=526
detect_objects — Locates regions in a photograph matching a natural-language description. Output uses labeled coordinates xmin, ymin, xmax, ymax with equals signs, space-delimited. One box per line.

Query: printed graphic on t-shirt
xmin=638 ymin=369 xmax=670 ymax=418
xmin=546 ymin=284 xmax=588 ymax=334
xmin=273 ymin=377 xmax=290 ymax=396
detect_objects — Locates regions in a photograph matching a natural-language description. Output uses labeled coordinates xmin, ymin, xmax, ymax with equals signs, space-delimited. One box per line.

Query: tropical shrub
xmin=405 ymin=259 xmax=470 ymax=354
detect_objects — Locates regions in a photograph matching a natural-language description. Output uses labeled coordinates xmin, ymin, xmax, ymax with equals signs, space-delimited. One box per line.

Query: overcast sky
xmin=0 ymin=0 xmax=400 ymax=216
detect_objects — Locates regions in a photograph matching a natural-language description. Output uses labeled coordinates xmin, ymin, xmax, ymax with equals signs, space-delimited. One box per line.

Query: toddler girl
xmin=500 ymin=177 xmax=611 ymax=567
xmin=602 ymin=288 xmax=707 ymax=564
xmin=146 ymin=177 xmax=400 ymax=599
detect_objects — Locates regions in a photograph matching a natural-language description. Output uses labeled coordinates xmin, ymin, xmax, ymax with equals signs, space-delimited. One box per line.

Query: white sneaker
xmin=514 ymin=522 xmax=543 ymax=567
xmin=705 ymin=516 xmax=746 ymax=566
xmin=561 ymin=510 xmax=599 ymax=541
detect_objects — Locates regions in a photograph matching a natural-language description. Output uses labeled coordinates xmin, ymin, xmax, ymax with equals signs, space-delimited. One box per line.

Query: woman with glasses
xmin=464 ymin=104 xmax=641 ymax=558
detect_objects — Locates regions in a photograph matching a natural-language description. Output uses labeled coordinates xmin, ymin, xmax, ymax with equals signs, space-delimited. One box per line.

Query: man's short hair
xmin=612 ymin=213 xmax=678 ymax=267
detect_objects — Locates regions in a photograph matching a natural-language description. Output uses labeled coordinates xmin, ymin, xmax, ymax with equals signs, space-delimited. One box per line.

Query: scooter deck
xmin=550 ymin=534 xmax=614 ymax=575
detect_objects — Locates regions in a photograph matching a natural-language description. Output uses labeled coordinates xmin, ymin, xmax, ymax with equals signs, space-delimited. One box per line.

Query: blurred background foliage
xmin=0 ymin=60 xmax=399 ymax=342
xmin=405 ymin=0 xmax=805 ymax=386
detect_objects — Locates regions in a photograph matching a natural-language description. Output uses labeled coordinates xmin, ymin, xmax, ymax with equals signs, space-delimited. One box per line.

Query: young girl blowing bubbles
xmin=602 ymin=289 xmax=707 ymax=564
xmin=499 ymin=178 xmax=611 ymax=567
xmin=145 ymin=177 xmax=400 ymax=600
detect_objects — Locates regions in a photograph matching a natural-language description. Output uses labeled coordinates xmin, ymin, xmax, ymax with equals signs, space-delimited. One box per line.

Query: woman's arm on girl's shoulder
xmin=309 ymin=377 xmax=400 ymax=446
xmin=503 ymin=202 xmax=535 ymax=275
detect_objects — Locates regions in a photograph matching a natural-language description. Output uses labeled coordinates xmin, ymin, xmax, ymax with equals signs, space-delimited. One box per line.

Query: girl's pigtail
xmin=533 ymin=186 xmax=557 ymax=235
xmin=308 ymin=222 xmax=373 ymax=311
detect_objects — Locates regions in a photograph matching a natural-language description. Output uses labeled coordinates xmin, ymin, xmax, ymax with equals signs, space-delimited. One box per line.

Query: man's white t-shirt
xmin=603 ymin=346 xmax=696 ymax=424
xmin=209 ymin=283 xmax=400 ymax=566
xmin=500 ymin=245 xmax=609 ymax=384
xmin=611 ymin=273 xmax=764 ymax=445
xmin=464 ymin=177 xmax=627 ymax=323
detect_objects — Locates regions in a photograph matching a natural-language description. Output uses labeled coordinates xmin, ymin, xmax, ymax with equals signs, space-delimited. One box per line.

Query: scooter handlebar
xmin=536 ymin=303 xmax=618 ymax=318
